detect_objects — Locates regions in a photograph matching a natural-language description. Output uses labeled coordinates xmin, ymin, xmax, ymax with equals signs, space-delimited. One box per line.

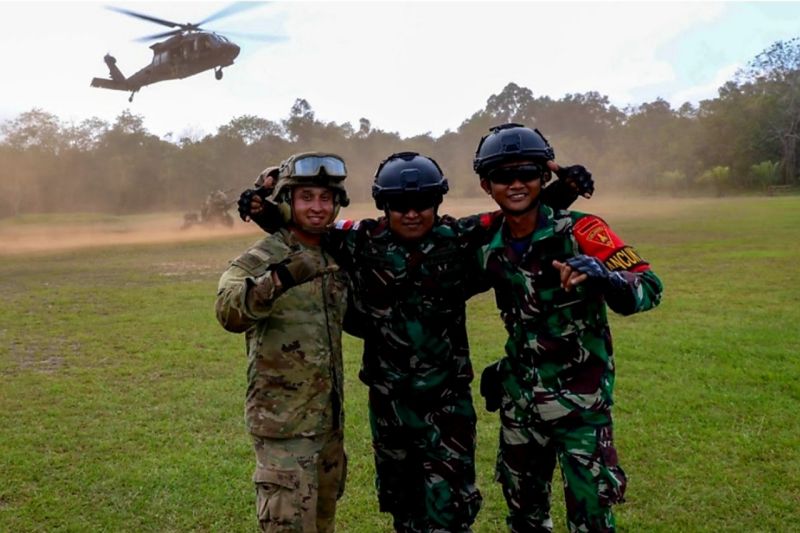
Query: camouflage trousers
xmin=368 ymin=385 xmax=482 ymax=533
xmin=252 ymin=430 xmax=346 ymax=533
xmin=495 ymin=409 xmax=626 ymax=533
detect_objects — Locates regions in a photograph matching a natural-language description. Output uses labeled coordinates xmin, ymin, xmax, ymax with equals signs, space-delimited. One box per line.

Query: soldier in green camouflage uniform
xmin=471 ymin=124 xmax=664 ymax=533
xmin=240 ymin=152 xmax=592 ymax=532
xmin=216 ymin=153 xmax=351 ymax=533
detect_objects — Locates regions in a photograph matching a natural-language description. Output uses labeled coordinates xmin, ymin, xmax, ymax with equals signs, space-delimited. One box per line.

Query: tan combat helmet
xmin=269 ymin=152 xmax=350 ymax=224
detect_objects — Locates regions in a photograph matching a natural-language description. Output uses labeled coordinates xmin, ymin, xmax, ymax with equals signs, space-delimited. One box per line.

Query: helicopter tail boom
xmin=90 ymin=78 xmax=129 ymax=91
xmin=90 ymin=54 xmax=131 ymax=91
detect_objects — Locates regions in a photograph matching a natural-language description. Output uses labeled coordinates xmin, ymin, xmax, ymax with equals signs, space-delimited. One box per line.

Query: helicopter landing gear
xmin=215 ymin=68 xmax=223 ymax=80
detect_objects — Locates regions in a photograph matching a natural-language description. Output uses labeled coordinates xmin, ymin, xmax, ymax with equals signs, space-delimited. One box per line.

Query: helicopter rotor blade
xmin=197 ymin=2 xmax=269 ymax=27
xmin=106 ymin=6 xmax=184 ymax=30
xmin=133 ymin=29 xmax=184 ymax=43
xmin=214 ymin=30 xmax=288 ymax=44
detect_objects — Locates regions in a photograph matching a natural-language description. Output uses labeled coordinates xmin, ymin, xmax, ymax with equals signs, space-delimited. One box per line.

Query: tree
xmin=736 ymin=38 xmax=800 ymax=184
xmin=696 ymin=166 xmax=731 ymax=196
xmin=217 ymin=115 xmax=281 ymax=145
xmin=0 ymin=108 xmax=63 ymax=153
xmin=749 ymin=160 xmax=781 ymax=189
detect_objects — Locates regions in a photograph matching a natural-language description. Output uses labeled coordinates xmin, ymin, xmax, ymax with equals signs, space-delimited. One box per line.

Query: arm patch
xmin=335 ymin=219 xmax=359 ymax=231
xmin=573 ymin=215 xmax=649 ymax=272
xmin=604 ymin=246 xmax=647 ymax=272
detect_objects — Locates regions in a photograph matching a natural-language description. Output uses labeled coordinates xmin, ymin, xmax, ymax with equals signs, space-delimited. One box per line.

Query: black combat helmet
xmin=372 ymin=152 xmax=449 ymax=210
xmin=473 ymin=123 xmax=555 ymax=178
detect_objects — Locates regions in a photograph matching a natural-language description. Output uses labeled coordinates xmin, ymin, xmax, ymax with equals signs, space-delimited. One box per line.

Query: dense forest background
xmin=1 ymin=38 xmax=799 ymax=217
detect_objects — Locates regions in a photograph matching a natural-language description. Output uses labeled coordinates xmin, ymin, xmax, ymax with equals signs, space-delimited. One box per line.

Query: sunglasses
xmin=385 ymin=194 xmax=439 ymax=214
xmin=486 ymin=164 xmax=545 ymax=185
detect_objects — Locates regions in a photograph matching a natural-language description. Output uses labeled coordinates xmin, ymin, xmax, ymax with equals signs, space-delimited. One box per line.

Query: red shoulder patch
xmin=573 ymin=215 xmax=650 ymax=272
xmin=573 ymin=215 xmax=625 ymax=261
xmin=479 ymin=210 xmax=502 ymax=229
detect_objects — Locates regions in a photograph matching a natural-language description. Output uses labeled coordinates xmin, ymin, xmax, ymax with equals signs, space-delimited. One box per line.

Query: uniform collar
xmin=486 ymin=204 xmax=558 ymax=252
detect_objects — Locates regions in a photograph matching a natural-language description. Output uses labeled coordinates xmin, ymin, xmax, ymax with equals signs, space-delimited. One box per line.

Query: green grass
xmin=1 ymin=196 xmax=798 ymax=532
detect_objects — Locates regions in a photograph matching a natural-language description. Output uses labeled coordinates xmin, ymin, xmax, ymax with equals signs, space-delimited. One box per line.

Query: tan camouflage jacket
xmin=215 ymin=228 xmax=348 ymax=438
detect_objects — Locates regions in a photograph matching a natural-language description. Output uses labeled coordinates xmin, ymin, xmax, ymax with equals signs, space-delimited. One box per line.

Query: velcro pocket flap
xmin=253 ymin=466 xmax=299 ymax=490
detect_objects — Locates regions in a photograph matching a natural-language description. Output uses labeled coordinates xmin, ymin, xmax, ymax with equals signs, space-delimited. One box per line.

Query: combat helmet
xmin=473 ymin=123 xmax=555 ymax=181
xmin=269 ymin=152 xmax=351 ymax=225
xmin=372 ymin=152 xmax=449 ymax=210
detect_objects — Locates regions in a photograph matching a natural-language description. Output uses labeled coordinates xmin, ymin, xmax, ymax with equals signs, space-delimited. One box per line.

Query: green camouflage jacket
xmin=474 ymin=205 xmax=663 ymax=423
xmin=326 ymin=214 xmax=501 ymax=396
xmin=216 ymin=228 xmax=348 ymax=438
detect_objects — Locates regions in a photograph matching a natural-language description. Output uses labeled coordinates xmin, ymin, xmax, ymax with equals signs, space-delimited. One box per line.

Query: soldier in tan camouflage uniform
xmin=216 ymin=153 xmax=351 ymax=532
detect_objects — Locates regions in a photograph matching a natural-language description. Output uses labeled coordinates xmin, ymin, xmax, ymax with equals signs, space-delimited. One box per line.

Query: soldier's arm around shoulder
xmin=571 ymin=213 xmax=663 ymax=315
xmin=322 ymin=219 xmax=368 ymax=269
xmin=453 ymin=211 xmax=504 ymax=249
xmin=541 ymin=164 xmax=595 ymax=210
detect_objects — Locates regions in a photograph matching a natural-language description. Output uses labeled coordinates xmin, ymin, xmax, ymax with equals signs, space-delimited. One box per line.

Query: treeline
xmin=1 ymin=38 xmax=799 ymax=217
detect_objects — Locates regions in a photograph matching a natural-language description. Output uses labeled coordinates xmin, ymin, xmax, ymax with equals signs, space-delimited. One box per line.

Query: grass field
xmin=1 ymin=196 xmax=798 ymax=532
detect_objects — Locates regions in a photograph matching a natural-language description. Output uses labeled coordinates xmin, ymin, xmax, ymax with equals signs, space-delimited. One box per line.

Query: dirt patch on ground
xmin=0 ymin=216 xmax=259 ymax=255
xmin=0 ymin=197 xmax=703 ymax=255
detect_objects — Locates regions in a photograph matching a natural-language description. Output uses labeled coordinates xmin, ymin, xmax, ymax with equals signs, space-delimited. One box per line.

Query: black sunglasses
xmin=385 ymin=194 xmax=439 ymax=214
xmin=486 ymin=164 xmax=545 ymax=185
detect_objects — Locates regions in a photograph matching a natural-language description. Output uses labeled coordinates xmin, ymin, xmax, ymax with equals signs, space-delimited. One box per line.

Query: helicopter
xmin=90 ymin=3 xmax=277 ymax=102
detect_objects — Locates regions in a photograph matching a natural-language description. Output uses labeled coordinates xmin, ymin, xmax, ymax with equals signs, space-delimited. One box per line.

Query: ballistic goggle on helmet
xmin=269 ymin=152 xmax=351 ymax=224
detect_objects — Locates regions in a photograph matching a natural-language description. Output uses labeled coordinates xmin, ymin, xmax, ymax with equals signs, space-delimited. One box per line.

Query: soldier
xmin=240 ymin=152 xmax=592 ymax=532
xmin=472 ymin=124 xmax=664 ymax=532
xmin=215 ymin=153 xmax=351 ymax=533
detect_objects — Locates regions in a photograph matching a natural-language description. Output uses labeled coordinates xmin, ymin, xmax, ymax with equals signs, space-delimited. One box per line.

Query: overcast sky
xmin=1 ymin=1 xmax=799 ymax=140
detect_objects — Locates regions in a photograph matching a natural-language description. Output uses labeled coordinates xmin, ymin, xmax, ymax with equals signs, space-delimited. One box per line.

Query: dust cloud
xmin=0 ymin=214 xmax=255 ymax=255
xmin=0 ymin=196 xmax=700 ymax=255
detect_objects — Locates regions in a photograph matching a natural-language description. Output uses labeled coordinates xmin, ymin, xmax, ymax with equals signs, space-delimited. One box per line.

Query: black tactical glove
xmin=480 ymin=361 xmax=505 ymax=412
xmin=271 ymin=250 xmax=337 ymax=290
xmin=565 ymin=255 xmax=628 ymax=292
xmin=238 ymin=187 xmax=269 ymax=221
xmin=239 ymin=186 xmax=286 ymax=233
xmin=555 ymin=165 xmax=594 ymax=198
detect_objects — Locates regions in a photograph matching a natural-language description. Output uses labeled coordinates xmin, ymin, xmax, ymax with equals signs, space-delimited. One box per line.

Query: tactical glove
xmin=555 ymin=165 xmax=594 ymax=198
xmin=239 ymin=186 xmax=286 ymax=233
xmin=272 ymin=250 xmax=337 ymax=290
xmin=238 ymin=187 xmax=270 ymax=221
xmin=238 ymin=188 xmax=256 ymax=222
xmin=480 ymin=361 xmax=505 ymax=413
xmin=565 ymin=255 xmax=628 ymax=293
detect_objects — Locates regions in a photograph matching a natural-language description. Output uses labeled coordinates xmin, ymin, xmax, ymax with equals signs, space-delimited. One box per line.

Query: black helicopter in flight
xmin=91 ymin=3 xmax=279 ymax=102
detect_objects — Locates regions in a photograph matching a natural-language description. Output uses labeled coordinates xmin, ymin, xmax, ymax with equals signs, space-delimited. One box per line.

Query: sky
xmin=1 ymin=1 xmax=799 ymax=140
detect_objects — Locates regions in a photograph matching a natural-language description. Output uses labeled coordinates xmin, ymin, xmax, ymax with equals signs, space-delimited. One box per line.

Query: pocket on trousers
xmin=597 ymin=426 xmax=627 ymax=507
xmin=254 ymin=467 xmax=301 ymax=526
